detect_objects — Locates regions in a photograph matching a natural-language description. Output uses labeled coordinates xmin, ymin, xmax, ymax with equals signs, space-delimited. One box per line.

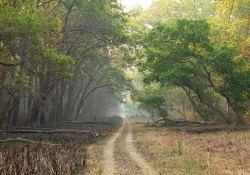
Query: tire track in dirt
xmin=125 ymin=118 xmax=157 ymax=175
xmin=103 ymin=120 xmax=125 ymax=174
xmin=114 ymin=120 xmax=143 ymax=175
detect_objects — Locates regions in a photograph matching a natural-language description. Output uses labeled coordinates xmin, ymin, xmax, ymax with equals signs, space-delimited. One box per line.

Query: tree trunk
xmin=64 ymin=83 xmax=74 ymax=120
xmin=150 ymin=109 xmax=156 ymax=119
xmin=13 ymin=97 xmax=20 ymax=127
xmin=201 ymin=100 xmax=232 ymax=125
xmin=182 ymin=101 xmax=186 ymax=119
xmin=181 ymin=86 xmax=208 ymax=121
xmin=204 ymin=67 xmax=249 ymax=126
xmin=232 ymin=108 xmax=249 ymax=127
xmin=56 ymin=81 xmax=67 ymax=121
xmin=74 ymin=78 xmax=93 ymax=120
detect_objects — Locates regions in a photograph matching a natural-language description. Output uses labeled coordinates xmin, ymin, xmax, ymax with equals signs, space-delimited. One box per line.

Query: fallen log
xmin=153 ymin=119 xmax=165 ymax=123
xmin=176 ymin=127 xmax=250 ymax=134
xmin=160 ymin=118 xmax=199 ymax=126
xmin=16 ymin=127 xmax=54 ymax=130
xmin=60 ymin=121 xmax=114 ymax=125
xmin=0 ymin=138 xmax=60 ymax=145
xmin=99 ymin=134 xmax=108 ymax=137
xmin=6 ymin=129 xmax=91 ymax=134
xmin=154 ymin=118 xmax=222 ymax=127
xmin=135 ymin=121 xmax=147 ymax=125
xmin=145 ymin=121 xmax=156 ymax=127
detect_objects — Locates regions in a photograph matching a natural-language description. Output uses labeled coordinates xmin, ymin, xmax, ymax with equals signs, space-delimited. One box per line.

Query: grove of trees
xmin=129 ymin=0 xmax=250 ymax=126
xmin=1 ymin=0 xmax=250 ymax=129
xmin=0 ymin=0 xmax=132 ymax=129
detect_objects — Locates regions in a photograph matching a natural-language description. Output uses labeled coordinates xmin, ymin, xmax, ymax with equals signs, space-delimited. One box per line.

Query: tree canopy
xmin=1 ymin=0 xmax=250 ymax=128
xmin=128 ymin=0 xmax=250 ymax=126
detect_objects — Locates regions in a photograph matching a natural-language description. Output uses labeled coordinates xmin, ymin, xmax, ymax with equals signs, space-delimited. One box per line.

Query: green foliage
xmin=0 ymin=1 xmax=60 ymax=36
xmin=207 ymin=44 xmax=245 ymax=75
xmin=137 ymin=16 xmax=250 ymax=124
xmin=42 ymin=48 xmax=75 ymax=79
xmin=212 ymin=0 xmax=250 ymax=46
xmin=0 ymin=0 xmax=131 ymax=127
xmin=158 ymin=107 xmax=168 ymax=117
xmin=206 ymin=43 xmax=250 ymax=111
xmin=128 ymin=0 xmax=250 ymax=124
xmin=134 ymin=0 xmax=215 ymax=27
xmin=0 ymin=0 xmax=73 ymax=84
xmin=20 ymin=76 xmax=30 ymax=86
xmin=142 ymin=19 xmax=212 ymax=88
xmin=136 ymin=88 xmax=169 ymax=117
xmin=138 ymin=93 xmax=166 ymax=109
xmin=130 ymin=5 xmax=144 ymax=18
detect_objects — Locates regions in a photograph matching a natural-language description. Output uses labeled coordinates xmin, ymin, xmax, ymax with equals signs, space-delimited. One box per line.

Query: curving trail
xmin=103 ymin=120 xmax=125 ymax=175
xmin=125 ymin=118 xmax=157 ymax=175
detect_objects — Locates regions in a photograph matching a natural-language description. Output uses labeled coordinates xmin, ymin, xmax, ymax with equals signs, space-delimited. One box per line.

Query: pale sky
xmin=120 ymin=0 xmax=154 ymax=11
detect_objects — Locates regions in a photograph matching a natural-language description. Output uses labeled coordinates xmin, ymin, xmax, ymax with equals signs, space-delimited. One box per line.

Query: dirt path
xmin=114 ymin=120 xmax=143 ymax=175
xmin=102 ymin=120 xmax=125 ymax=174
xmin=125 ymin=118 xmax=157 ymax=175
xmin=103 ymin=118 xmax=157 ymax=175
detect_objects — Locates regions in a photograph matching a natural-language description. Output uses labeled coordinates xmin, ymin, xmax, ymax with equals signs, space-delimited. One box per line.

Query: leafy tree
xmin=136 ymin=86 xmax=168 ymax=119
xmin=0 ymin=0 xmax=132 ymax=128
xmin=212 ymin=0 xmax=250 ymax=46
xmin=141 ymin=19 xmax=250 ymax=126
xmin=134 ymin=0 xmax=215 ymax=27
xmin=141 ymin=19 xmax=228 ymax=124
xmin=130 ymin=5 xmax=144 ymax=18
xmin=207 ymin=44 xmax=250 ymax=125
xmin=0 ymin=0 xmax=74 ymax=127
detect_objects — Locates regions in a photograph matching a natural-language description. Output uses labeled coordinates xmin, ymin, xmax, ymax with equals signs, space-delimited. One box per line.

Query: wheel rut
xmin=103 ymin=121 xmax=125 ymax=174
xmin=102 ymin=118 xmax=157 ymax=175
xmin=125 ymin=118 xmax=157 ymax=175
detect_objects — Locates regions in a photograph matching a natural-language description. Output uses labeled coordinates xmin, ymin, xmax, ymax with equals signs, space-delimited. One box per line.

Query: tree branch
xmin=0 ymin=62 xmax=28 ymax=67
xmin=165 ymin=108 xmax=185 ymax=117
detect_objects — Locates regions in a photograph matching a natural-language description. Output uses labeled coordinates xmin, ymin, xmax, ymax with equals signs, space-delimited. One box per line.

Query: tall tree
xmin=141 ymin=19 xmax=250 ymax=126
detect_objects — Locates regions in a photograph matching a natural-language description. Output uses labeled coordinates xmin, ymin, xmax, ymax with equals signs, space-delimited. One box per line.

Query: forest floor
xmin=1 ymin=116 xmax=250 ymax=175
xmin=131 ymin=117 xmax=250 ymax=175
xmin=87 ymin=116 xmax=250 ymax=175
xmin=85 ymin=118 xmax=156 ymax=175
xmin=0 ymin=120 xmax=121 ymax=175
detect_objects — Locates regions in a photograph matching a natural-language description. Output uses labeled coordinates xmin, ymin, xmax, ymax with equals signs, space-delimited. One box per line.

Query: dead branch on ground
xmin=176 ymin=127 xmax=250 ymax=134
xmin=6 ymin=129 xmax=91 ymax=134
xmin=153 ymin=118 xmax=221 ymax=127
xmin=0 ymin=138 xmax=60 ymax=145
xmin=60 ymin=121 xmax=114 ymax=124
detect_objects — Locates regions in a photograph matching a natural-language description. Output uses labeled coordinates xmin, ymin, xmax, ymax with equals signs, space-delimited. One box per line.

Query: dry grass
xmin=0 ymin=121 xmax=122 ymax=175
xmin=84 ymin=122 xmax=123 ymax=175
xmin=84 ymin=139 xmax=107 ymax=175
xmin=114 ymin=121 xmax=143 ymax=175
xmin=130 ymin=117 xmax=250 ymax=175
xmin=0 ymin=143 xmax=87 ymax=175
